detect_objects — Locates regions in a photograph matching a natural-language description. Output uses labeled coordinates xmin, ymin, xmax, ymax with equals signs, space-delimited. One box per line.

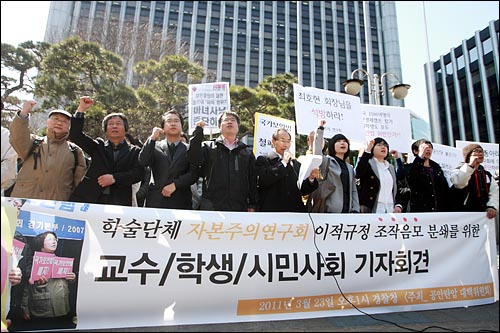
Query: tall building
xmin=44 ymin=1 xmax=407 ymax=107
xmin=425 ymin=19 xmax=499 ymax=145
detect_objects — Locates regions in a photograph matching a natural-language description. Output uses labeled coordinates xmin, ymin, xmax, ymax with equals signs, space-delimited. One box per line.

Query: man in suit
xmin=138 ymin=109 xmax=198 ymax=209
xmin=68 ymin=96 xmax=144 ymax=206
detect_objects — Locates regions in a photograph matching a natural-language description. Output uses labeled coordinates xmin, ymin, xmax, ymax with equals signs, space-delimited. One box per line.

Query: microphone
xmin=285 ymin=149 xmax=294 ymax=168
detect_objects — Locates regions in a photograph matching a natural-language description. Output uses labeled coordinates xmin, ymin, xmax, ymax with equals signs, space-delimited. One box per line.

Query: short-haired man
xmin=9 ymin=100 xmax=87 ymax=200
xmin=188 ymin=111 xmax=258 ymax=212
xmin=69 ymin=96 xmax=144 ymax=206
xmin=138 ymin=109 xmax=198 ymax=209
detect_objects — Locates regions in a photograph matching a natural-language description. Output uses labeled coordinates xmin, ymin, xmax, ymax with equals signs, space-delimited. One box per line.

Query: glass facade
xmin=45 ymin=1 xmax=405 ymax=106
xmin=426 ymin=19 xmax=499 ymax=145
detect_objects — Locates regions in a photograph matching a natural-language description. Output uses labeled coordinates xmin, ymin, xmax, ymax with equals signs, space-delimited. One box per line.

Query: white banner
xmin=188 ymin=82 xmax=230 ymax=135
xmin=293 ymin=84 xmax=364 ymax=142
xmin=1 ymin=197 xmax=498 ymax=331
xmin=253 ymin=113 xmax=296 ymax=158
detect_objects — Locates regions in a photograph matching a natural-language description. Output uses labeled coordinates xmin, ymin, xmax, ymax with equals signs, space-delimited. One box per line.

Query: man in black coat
xmin=256 ymin=128 xmax=318 ymax=212
xmin=68 ymin=97 xmax=144 ymax=206
xmin=188 ymin=111 xmax=258 ymax=212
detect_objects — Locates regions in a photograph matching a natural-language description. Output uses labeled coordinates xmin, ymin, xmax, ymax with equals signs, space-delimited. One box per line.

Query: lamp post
xmin=342 ymin=68 xmax=411 ymax=105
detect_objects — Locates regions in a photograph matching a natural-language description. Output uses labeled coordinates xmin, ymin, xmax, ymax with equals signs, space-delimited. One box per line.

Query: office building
xmin=45 ymin=1 xmax=407 ymax=107
xmin=425 ymin=19 xmax=499 ymax=145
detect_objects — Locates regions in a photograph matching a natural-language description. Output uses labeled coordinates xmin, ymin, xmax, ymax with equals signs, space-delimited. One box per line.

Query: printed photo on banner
xmin=188 ymin=82 xmax=230 ymax=135
xmin=455 ymin=140 xmax=499 ymax=176
xmin=5 ymin=208 xmax=86 ymax=331
xmin=253 ymin=112 xmax=296 ymax=158
xmin=293 ymin=83 xmax=364 ymax=143
xmin=360 ymin=104 xmax=413 ymax=153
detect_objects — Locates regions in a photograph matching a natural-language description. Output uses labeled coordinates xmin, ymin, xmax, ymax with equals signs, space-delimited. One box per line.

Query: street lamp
xmin=342 ymin=69 xmax=411 ymax=105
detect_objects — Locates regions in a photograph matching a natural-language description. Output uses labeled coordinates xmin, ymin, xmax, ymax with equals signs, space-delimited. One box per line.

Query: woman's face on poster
xmin=42 ymin=233 xmax=58 ymax=253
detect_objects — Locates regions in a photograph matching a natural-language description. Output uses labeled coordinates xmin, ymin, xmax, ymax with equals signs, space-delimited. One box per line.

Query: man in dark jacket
xmin=256 ymin=128 xmax=318 ymax=212
xmin=407 ymin=139 xmax=450 ymax=212
xmin=138 ymin=109 xmax=198 ymax=209
xmin=68 ymin=96 xmax=144 ymax=206
xmin=188 ymin=111 xmax=258 ymax=212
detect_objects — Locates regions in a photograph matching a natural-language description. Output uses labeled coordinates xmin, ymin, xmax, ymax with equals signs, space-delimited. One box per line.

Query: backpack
xmin=30 ymin=138 xmax=80 ymax=173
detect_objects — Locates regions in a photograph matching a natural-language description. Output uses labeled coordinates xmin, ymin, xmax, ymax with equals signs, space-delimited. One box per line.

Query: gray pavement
xmin=73 ymin=301 xmax=499 ymax=332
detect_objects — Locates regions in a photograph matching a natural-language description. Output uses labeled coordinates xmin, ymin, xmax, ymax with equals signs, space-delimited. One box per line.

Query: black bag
xmin=307 ymin=158 xmax=335 ymax=213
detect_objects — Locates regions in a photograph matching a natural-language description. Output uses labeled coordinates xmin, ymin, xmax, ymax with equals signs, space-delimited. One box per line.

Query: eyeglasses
xmin=49 ymin=116 xmax=70 ymax=124
xmin=471 ymin=148 xmax=484 ymax=154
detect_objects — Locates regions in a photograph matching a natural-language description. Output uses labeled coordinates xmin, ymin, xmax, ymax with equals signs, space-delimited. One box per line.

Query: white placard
xmin=253 ymin=113 xmax=296 ymax=158
xmin=360 ymin=104 xmax=413 ymax=154
xmin=188 ymin=82 xmax=231 ymax=135
xmin=293 ymin=84 xmax=364 ymax=143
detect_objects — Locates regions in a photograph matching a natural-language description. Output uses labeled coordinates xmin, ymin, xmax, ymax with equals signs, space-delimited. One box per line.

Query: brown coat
xmin=9 ymin=114 xmax=87 ymax=201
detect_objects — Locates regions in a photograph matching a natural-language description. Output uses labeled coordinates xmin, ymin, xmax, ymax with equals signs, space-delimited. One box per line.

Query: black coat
xmin=256 ymin=151 xmax=318 ymax=212
xmin=188 ymin=126 xmax=258 ymax=212
xmin=69 ymin=116 xmax=145 ymax=206
xmin=408 ymin=156 xmax=450 ymax=212
xmin=138 ymin=138 xmax=198 ymax=209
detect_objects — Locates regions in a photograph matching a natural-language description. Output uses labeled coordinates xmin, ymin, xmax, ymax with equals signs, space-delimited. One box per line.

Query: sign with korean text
xmin=31 ymin=251 xmax=55 ymax=281
xmin=253 ymin=112 xmax=296 ymax=158
xmin=361 ymin=104 xmax=413 ymax=153
xmin=188 ymin=82 xmax=231 ymax=135
xmin=293 ymin=84 xmax=364 ymax=142
xmin=1 ymin=197 xmax=498 ymax=331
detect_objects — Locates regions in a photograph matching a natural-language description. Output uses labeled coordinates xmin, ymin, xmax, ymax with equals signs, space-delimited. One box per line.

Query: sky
xmin=1 ymin=1 xmax=499 ymax=123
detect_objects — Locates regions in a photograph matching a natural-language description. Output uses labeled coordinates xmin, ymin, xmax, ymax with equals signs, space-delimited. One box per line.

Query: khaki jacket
xmin=9 ymin=114 xmax=86 ymax=201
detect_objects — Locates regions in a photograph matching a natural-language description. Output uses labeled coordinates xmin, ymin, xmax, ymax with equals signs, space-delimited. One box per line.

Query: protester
xmin=20 ymin=231 xmax=76 ymax=330
xmin=1 ymin=122 xmax=17 ymax=195
xmin=138 ymin=109 xmax=198 ymax=209
xmin=355 ymin=137 xmax=403 ymax=213
xmin=407 ymin=138 xmax=450 ymax=212
xmin=68 ymin=96 xmax=144 ymax=206
xmin=188 ymin=111 xmax=258 ymax=212
xmin=450 ymin=143 xmax=498 ymax=219
xmin=311 ymin=121 xmax=359 ymax=213
xmin=9 ymin=100 xmax=87 ymax=201
xmin=256 ymin=128 xmax=319 ymax=212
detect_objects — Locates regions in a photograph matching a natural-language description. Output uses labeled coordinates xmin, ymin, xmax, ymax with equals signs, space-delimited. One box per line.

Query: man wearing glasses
xmin=138 ymin=109 xmax=198 ymax=209
xmin=188 ymin=111 xmax=258 ymax=212
xmin=8 ymin=100 xmax=87 ymax=201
